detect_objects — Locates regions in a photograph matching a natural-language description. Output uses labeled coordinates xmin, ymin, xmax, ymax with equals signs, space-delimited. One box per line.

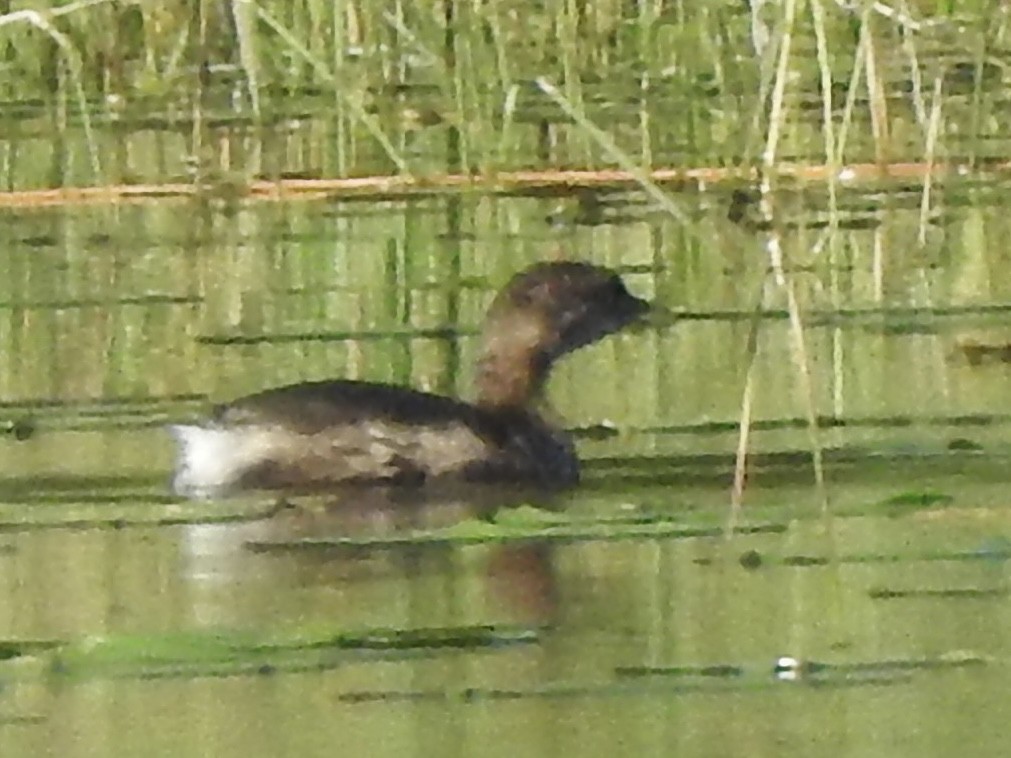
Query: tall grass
xmin=0 ymin=0 xmax=989 ymax=184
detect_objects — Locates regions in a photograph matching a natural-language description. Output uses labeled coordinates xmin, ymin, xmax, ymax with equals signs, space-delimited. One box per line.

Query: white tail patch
xmin=169 ymin=424 xmax=267 ymax=499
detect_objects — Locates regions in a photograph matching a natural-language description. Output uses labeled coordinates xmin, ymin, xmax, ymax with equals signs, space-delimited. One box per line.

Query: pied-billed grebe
xmin=170 ymin=261 xmax=651 ymax=499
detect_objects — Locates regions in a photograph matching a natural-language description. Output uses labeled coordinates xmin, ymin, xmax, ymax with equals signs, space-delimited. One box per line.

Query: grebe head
xmin=476 ymin=261 xmax=651 ymax=408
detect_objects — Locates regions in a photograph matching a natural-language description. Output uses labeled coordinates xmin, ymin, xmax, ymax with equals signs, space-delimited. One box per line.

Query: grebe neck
xmin=473 ymin=310 xmax=551 ymax=410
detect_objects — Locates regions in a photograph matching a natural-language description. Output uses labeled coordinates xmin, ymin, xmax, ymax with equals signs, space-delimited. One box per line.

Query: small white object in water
xmin=774 ymin=655 xmax=802 ymax=681
xmin=837 ymin=167 xmax=857 ymax=183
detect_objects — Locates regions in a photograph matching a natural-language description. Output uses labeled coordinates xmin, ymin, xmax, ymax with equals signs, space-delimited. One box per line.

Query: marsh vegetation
xmin=2 ymin=2 xmax=1011 ymax=756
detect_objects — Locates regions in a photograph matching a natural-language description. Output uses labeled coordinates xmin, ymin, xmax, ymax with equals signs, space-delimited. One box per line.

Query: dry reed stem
xmin=861 ymin=9 xmax=891 ymax=164
xmin=897 ymin=0 xmax=927 ymax=129
xmin=534 ymin=77 xmax=694 ymax=230
xmin=740 ymin=0 xmax=829 ymax=526
xmin=810 ymin=0 xmax=839 ymax=231
xmin=728 ymin=283 xmax=768 ymax=533
xmin=0 ymin=160 xmax=987 ymax=209
xmin=919 ymin=74 xmax=944 ymax=246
